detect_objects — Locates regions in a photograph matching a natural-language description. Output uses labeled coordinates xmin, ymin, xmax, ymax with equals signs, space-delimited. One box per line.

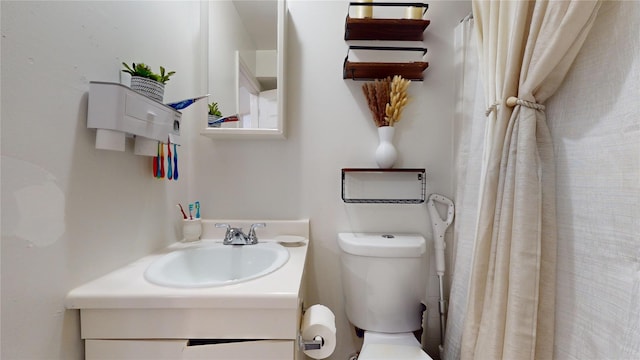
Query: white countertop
xmin=65 ymin=220 xmax=309 ymax=311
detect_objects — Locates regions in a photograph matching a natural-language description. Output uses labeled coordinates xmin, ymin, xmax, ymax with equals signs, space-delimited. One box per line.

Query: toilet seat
xmin=358 ymin=332 xmax=433 ymax=360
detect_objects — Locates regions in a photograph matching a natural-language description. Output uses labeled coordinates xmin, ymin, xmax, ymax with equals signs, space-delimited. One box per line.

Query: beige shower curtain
xmin=460 ymin=1 xmax=601 ymax=359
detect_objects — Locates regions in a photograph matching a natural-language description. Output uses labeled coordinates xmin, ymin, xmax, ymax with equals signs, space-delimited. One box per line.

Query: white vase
xmin=375 ymin=126 xmax=397 ymax=169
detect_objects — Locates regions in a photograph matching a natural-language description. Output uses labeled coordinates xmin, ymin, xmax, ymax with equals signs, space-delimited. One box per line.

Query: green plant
xmin=156 ymin=66 xmax=175 ymax=84
xmin=208 ymin=102 xmax=222 ymax=117
xmin=122 ymin=62 xmax=176 ymax=84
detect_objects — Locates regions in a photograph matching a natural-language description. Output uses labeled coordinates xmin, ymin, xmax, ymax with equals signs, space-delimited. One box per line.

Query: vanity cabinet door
xmin=86 ymin=339 xmax=294 ymax=359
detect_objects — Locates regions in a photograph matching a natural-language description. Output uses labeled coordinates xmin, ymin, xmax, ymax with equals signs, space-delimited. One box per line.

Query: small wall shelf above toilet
xmin=342 ymin=2 xmax=430 ymax=81
xmin=341 ymin=168 xmax=426 ymax=204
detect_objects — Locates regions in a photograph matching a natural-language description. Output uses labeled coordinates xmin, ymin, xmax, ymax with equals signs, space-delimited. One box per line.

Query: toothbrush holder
xmin=182 ymin=218 xmax=202 ymax=242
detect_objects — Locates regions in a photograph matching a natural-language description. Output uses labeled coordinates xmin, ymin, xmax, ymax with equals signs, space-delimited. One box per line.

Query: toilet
xmin=338 ymin=232 xmax=433 ymax=360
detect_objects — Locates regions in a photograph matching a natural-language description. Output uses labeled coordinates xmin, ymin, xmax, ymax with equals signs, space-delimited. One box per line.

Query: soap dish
xmin=274 ymin=235 xmax=306 ymax=247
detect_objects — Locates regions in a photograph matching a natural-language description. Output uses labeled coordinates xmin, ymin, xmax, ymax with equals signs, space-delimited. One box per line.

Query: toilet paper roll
xmin=301 ymin=304 xmax=336 ymax=359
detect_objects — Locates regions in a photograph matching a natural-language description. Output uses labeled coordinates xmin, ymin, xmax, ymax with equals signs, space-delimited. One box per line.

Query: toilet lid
xmin=358 ymin=343 xmax=433 ymax=360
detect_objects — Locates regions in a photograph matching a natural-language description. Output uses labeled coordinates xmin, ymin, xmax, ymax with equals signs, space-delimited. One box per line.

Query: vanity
xmin=65 ymin=220 xmax=309 ymax=360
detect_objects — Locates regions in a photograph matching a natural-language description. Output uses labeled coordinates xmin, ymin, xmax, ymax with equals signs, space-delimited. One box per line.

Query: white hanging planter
xmin=130 ymin=76 xmax=165 ymax=103
xmin=207 ymin=114 xmax=222 ymax=128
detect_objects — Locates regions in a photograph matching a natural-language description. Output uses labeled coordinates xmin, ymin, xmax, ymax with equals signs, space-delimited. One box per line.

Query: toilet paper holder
xmin=299 ymin=304 xmax=336 ymax=358
xmin=299 ymin=335 xmax=324 ymax=351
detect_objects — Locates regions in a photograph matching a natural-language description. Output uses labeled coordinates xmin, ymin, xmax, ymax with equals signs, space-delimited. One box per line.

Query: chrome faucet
xmin=215 ymin=223 xmax=266 ymax=245
xmin=247 ymin=222 xmax=266 ymax=243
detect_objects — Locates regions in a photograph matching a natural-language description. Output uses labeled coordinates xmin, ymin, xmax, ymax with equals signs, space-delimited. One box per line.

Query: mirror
xmin=202 ymin=0 xmax=286 ymax=139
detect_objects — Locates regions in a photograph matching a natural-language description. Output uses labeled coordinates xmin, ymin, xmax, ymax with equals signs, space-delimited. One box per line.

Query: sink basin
xmin=144 ymin=242 xmax=289 ymax=288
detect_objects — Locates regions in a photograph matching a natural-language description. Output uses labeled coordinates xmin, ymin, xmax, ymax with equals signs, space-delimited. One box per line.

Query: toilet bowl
xmin=358 ymin=331 xmax=433 ymax=360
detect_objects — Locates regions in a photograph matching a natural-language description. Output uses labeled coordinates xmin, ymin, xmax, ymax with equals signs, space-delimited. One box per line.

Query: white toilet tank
xmin=338 ymin=232 xmax=427 ymax=333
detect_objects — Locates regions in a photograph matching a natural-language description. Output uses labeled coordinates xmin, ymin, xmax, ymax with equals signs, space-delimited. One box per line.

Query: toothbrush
xmin=188 ymin=203 xmax=194 ymax=220
xmin=177 ymin=204 xmax=187 ymax=219
xmin=153 ymin=143 xmax=159 ymax=177
xmin=166 ymin=137 xmax=173 ymax=180
xmin=155 ymin=142 xmax=162 ymax=178
xmin=173 ymin=144 xmax=179 ymax=180
xmin=159 ymin=143 xmax=165 ymax=178
xmin=195 ymin=201 xmax=200 ymax=219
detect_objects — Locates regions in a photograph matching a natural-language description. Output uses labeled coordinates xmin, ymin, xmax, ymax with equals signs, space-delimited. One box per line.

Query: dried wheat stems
xmin=385 ymin=75 xmax=411 ymax=127
xmin=362 ymin=75 xmax=411 ymax=127
xmin=362 ymin=78 xmax=390 ymax=127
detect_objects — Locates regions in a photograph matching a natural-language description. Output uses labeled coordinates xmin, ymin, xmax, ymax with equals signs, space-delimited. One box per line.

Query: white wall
xmin=1 ymin=1 xmax=471 ymax=359
xmin=1 ymin=1 xmax=202 ymax=359
xmin=194 ymin=1 xmax=470 ymax=358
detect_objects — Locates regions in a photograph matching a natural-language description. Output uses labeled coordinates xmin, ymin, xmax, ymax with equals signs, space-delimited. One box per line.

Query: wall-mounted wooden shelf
xmin=343 ymin=45 xmax=428 ymax=81
xmin=342 ymin=2 xmax=430 ymax=81
xmin=343 ymin=60 xmax=429 ymax=81
xmin=345 ymin=17 xmax=430 ymax=41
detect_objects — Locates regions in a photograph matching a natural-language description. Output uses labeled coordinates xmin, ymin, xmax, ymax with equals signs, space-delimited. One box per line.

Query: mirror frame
xmin=200 ymin=0 xmax=286 ymax=140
